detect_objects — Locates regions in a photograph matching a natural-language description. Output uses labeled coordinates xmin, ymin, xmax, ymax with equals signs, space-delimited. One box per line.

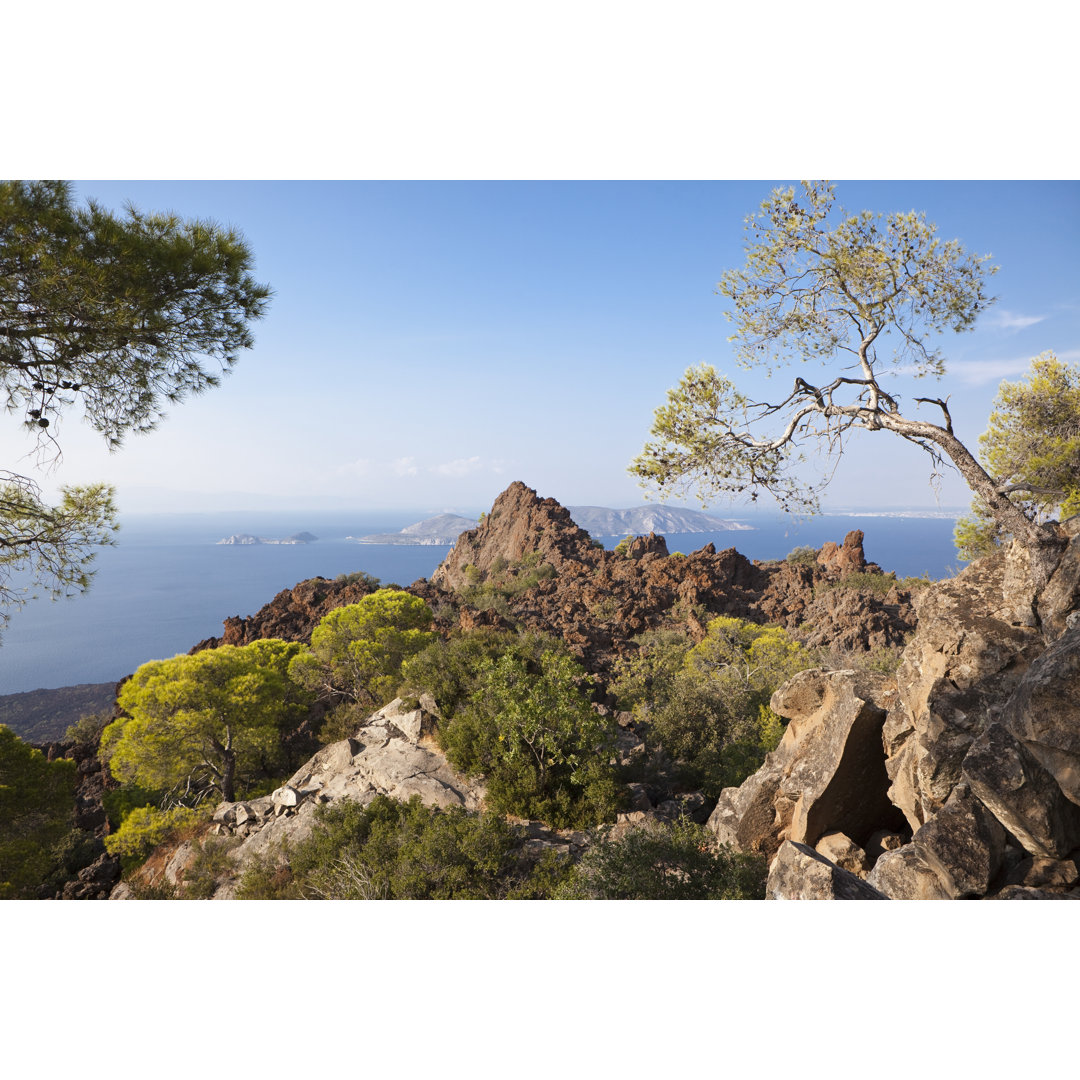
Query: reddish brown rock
xmin=192 ymin=575 xmax=384 ymax=651
xmin=816 ymin=530 xmax=878 ymax=575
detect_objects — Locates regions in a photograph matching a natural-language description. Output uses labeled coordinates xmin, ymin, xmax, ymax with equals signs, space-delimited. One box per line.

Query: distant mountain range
xmin=217 ymin=532 xmax=318 ymax=545
xmin=352 ymin=506 xmax=751 ymax=546
xmin=567 ymin=505 xmax=752 ymax=537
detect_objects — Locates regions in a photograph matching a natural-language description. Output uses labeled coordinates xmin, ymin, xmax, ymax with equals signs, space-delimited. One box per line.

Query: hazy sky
xmin=6 ymin=179 xmax=1078 ymax=517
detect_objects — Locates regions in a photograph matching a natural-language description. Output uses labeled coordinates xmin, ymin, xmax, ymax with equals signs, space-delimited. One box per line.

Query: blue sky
xmin=5 ymin=179 xmax=1078 ymax=518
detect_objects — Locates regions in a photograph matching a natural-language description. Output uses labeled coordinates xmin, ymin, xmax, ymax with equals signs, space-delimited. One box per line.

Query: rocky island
xmin=217 ymin=531 xmax=318 ymax=545
xmin=352 ymin=513 xmax=479 ymax=545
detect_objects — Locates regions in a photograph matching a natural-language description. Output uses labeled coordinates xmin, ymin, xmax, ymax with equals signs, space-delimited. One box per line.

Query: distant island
xmin=568 ymin=505 xmax=753 ymax=537
xmin=351 ymin=514 xmax=479 ymax=545
xmin=352 ymin=505 xmax=752 ymax=546
xmin=217 ymin=531 xmax=318 ymax=545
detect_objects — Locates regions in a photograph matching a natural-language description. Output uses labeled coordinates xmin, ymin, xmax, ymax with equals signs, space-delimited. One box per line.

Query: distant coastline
xmin=350 ymin=505 xmax=754 ymax=547
xmin=217 ymin=531 xmax=318 ymax=545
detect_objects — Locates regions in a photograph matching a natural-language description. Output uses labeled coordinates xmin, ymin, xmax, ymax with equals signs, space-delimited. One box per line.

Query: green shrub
xmin=316 ymin=701 xmax=368 ymax=745
xmin=816 ymin=570 xmax=932 ymax=596
xmin=610 ymin=628 xmax=694 ymax=712
xmin=182 ymin=836 xmax=241 ymax=898
xmin=281 ymin=795 xmax=568 ymax=899
xmin=236 ymin=850 xmax=302 ymax=899
xmin=440 ymin=648 xmax=622 ymax=829
xmin=459 ymin=551 xmax=557 ymax=611
xmin=0 ymin=727 xmax=79 ymax=899
xmin=786 ymin=545 xmax=818 ymax=566
xmin=557 ymin=817 xmax=767 ymax=899
xmin=104 ymin=805 xmax=210 ymax=860
xmin=403 ymin=628 xmax=624 ymax=829
xmin=103 ymin=783 xmax=165 ymax=832
xmin=335 ymin=570 xmax=381 ymax=588
xmin=399 ymin=627 xmax=524 ymax=718
xmin=64 ymin=710 xmax=112 ymax=746
xmin=620 ymin=617 xmax=815 ymax=798
xmin=613 ymin=535 xmax=634 ymax=557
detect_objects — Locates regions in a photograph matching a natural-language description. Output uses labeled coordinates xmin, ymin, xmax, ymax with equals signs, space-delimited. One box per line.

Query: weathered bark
xmin=221 ymin=752 xmax=236 ymax=804
xmin=875 ymin=410 xmax=1053 ymax=551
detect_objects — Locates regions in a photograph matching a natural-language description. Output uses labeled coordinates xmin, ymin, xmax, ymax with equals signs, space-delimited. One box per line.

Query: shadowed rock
xmin=962 ymin=722 xmax=1080 ymax=859
xmin=767 ymin=841 xmax=887 ymax=899
xmin=1002 ymin=625 xmax=1080 ymax=805
xmin=707 ymin=669 xmax=906 ymax=859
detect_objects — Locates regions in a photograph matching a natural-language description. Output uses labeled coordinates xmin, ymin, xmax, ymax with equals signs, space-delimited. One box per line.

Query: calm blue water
xmin=0 ymin=510 xmax=964 ymax=695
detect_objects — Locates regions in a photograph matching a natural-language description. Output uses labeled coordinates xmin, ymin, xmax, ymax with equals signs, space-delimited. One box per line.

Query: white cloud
xmin=988 ymin=309 xmax=1046 ymax=331
xmin=393 ymin=457 xmax=419 ymax=477
xmin=431 ymin=455 xmax=484 ymax=477
xmin=948 ymin=358 xmax=1035 ymax=385
xmin=335 ymin=458 xmax=372 ymax=477
xmin=948 ymin=349 xmax=1080 ymax=385
xmin=430 ymin=455 xmax=511 ymax=478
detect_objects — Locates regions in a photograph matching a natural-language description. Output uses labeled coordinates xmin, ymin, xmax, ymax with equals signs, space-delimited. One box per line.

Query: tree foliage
xmin=0 ymin=725 xmax=77 ymax=898
xmin=955 ymin=352 xmax=1080 ymax=559
xmin=630 ymin=181 xmax=1052 ymax=549
xmin=102 ymin=640 xmax=310 ymax=804
xmin=0 ymin=474 xmax=117 ymax=635
xmin=0 ymin=180 xmax=270 ymax=634
xmin=288 ymin=589 xmax=436 ymax=709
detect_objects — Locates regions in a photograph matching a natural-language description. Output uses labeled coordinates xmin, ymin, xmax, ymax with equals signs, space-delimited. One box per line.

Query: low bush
xmin=816 ymin=570 xmax=934 ymax=596
xmin=64 ymin=710 xmax=112 ymax=746
xmin=182 ymin=836 xmax=241 ymax=898
xmin=612 ymin=617 xmax=815 ymax=798
xmin=0 ymin=727 xmax=78 ymax=899
xmin=104 ymin=805 xmax=210 ymax=860
xmin=257 ymin=795 xmax=570 ymax=900
xmin=403 ymin=628 xmax=623 ymax=829
xmin=335 ymin=570 xmax=381 ymax=588
xmin=785 ymin=545 xmax=818 ymax=566
xmin=439 ymin=648 xmax=623 ymax=829
xmin=557 ymin=818 xmax=767 ymax=899
xmin=459 ymin=550 xmax=558 ymax=612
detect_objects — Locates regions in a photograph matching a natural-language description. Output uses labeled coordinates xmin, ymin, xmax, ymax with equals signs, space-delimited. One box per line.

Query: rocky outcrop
xmin=116 ymin=698 xmax=487 ymax=899
xmin=713 ymin=517 xmax=1080 ymax=900
xmin=707 ymin=669 xmax=908 ymax=860
xmin=1001 ymin=624 xmax=1080 ymax=804
xmin=188 ymin=484 xmax=918 ymax=689
xmin=425 ymin=483 xmax=917 ymax=676
xmin=433 ymin=481 xmax=599 ymax=591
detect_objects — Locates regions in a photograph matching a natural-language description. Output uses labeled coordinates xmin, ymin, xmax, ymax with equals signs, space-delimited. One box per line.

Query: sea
xmin=0 ymin=509 xmax=966 ymax=696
